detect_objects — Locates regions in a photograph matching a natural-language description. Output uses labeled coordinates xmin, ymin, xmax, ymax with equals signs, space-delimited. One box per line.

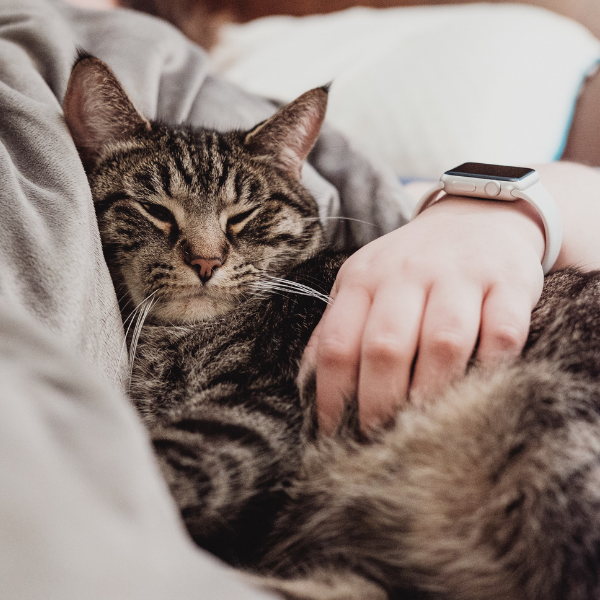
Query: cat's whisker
xmin=251 ymin=275 xmax=333 ymax=306
xmin=128 ymin=296 xmax=158 ymax=387
xmin=265 ymin=274 xmax=332 ymax=296
xmin=302 ymin=216 xmax=378 ymax=228
xmin=116 ymin=307 xmax=140 ymax=381
xmin=116 ymin=290 xmax=159 ymax=381
xmin=265 ymin=273 xmax=331 ymax=293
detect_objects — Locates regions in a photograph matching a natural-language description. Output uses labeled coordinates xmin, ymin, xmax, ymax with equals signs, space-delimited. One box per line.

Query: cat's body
xmin=64 ymin=54 xmax=600 ymax=599
xmin=134 ymin=258 xmax=600 ymax=600
xmin=131 ymin=253 xmax=341 ymax=564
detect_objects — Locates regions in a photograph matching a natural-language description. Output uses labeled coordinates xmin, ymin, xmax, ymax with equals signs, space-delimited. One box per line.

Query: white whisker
xmin=128 ymin=296 xmax=158 ymax=389
xmin=251 ymin=275 xmax=333 ymax=306
xmin=116 ymin=290 xmax=159 ymax=384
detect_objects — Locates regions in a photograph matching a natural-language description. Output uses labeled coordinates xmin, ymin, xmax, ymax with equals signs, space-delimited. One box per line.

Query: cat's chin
xmin=150 ymin=293 xmax=238 ymax=324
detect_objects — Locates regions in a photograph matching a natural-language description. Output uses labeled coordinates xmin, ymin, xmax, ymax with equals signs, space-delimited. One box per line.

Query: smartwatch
xmin=412 ymin=162 xmax=562 ymax=274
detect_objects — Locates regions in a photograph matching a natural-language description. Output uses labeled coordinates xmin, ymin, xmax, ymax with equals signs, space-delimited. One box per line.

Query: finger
xmin=316 ymin=285 xmax=371 ymax=434
xmin=411 ymin=283 xmax=483 ymax=400
xmin=358 ymin=283 xmax=425 ymax=429
xmin=476 ymin=284 xmax=532 ymax=365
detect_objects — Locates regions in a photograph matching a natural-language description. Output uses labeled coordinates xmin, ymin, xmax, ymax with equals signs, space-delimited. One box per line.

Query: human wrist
xmin=412 ymin=163 xmax=564 ymax=273
xmin=419 ymin=194 xmax=546 ymax=263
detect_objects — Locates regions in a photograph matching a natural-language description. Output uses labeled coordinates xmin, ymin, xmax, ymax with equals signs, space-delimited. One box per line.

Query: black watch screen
xmin=445 ymin=162 xmax=535 ymax=182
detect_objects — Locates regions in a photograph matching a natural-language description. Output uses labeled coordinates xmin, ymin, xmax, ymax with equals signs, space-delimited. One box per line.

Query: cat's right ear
xmin=244 ymin=86 xmax=329 ymax=180
xmin=63 ymin=53 xmax=150 ymax=171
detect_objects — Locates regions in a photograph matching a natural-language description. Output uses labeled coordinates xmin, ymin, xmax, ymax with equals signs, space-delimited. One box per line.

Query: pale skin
xmin=301 ymin=162 xmax=600 ymax=433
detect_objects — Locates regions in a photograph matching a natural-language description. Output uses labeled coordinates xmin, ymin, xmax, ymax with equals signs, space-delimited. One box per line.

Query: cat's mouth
xmin=150 ymin=285 xmax=240 ymax=323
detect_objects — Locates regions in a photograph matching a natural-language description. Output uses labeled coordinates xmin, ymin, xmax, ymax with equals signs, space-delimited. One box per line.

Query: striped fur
xmin=65 ymin=56 xmax=600 ymax=599
xmin=93 ymin=123 xmax=324 ymax=325
xmin=131 ymin=253 xmax=341 ymax=564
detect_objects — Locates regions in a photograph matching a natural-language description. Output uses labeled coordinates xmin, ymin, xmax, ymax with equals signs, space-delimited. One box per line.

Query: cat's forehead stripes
xmin=95 ymin=125 xmax=319 ymax=224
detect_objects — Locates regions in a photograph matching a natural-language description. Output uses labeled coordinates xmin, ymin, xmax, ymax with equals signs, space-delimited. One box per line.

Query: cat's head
xmin=63 ymin=54 xmax=326 ymax=324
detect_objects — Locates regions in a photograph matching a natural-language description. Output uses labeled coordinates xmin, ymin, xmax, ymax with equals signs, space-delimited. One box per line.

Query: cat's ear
xmin=244 ymin=86 xmax=329 ymax=180
xmin=63 ymin=52 xmax=151 ymax=171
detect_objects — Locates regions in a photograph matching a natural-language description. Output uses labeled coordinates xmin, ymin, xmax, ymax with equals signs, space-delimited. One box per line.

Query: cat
xmin=64 ymin=53 xmax=600 ymax=600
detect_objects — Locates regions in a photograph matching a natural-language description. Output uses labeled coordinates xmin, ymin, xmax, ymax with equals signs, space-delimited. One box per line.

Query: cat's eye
xmin=227 ymin=207 xmax=258 ymax=233
xmin=139 ymin=202 xmax=174 ymax=223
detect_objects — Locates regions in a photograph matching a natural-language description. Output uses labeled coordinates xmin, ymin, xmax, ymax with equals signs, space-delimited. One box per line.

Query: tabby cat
xmin=64 ymin=54 xmax=600 ymax=600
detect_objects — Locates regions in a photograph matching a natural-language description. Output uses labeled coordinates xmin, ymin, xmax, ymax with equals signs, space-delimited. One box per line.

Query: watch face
xmin=445 ymin=162 xmax=535 ymax=181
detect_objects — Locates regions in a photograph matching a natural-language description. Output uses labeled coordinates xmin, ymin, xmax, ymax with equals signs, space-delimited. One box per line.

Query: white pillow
xmin=211 ymin=4 xmax=600 ymax=178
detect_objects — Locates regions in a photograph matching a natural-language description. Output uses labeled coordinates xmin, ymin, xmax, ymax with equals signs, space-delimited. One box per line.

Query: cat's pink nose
xmin=189 ymin=257 xmax=222 ymax=284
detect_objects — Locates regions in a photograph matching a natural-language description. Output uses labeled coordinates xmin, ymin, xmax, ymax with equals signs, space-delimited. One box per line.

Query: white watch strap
xmin=412 ymin=179 xmax=562 ymax=275
xmin=512 ymin=181 xmax=562 ymax=275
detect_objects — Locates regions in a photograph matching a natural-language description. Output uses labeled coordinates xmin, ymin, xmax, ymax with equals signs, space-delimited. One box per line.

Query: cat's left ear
xmin=244 ymin=86 xmax=329 ymax=180
xmin=63 ymin=52 xmax=151 ymax=171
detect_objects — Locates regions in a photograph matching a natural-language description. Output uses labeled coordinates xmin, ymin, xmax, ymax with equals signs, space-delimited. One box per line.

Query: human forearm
xmin=535 ymin=162 xmax=600 ymax=272
xmin=405 ymin=161 xmax=600 ymax=274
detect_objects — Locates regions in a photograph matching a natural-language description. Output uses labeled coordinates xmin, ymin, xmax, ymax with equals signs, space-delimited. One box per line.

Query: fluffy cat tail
xmin=262 ymin=361 xmax=600 ymax=600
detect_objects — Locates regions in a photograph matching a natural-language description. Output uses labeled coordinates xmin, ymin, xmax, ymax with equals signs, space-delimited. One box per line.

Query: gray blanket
xmin=0 ymin=1 xmax=411 ymax=598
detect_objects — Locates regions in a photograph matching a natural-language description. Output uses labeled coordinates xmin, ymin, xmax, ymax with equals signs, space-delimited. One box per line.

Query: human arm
xmin=302 ymin=161 xmax=600 ymax=433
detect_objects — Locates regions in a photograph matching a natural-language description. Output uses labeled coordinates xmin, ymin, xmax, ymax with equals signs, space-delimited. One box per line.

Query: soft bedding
xmin=211 ymin=4 xmax=600 ymax=178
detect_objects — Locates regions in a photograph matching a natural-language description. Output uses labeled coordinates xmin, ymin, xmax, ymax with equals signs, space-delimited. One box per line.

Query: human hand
xmin=300 ymin=196 xmax=546 ymax=434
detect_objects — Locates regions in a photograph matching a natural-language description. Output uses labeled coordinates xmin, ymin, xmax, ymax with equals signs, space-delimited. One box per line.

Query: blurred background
xmin=123 ymin=0 xmax=600 ymax=48
xmin=114 ymin=0 xmax=600 ymax=178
